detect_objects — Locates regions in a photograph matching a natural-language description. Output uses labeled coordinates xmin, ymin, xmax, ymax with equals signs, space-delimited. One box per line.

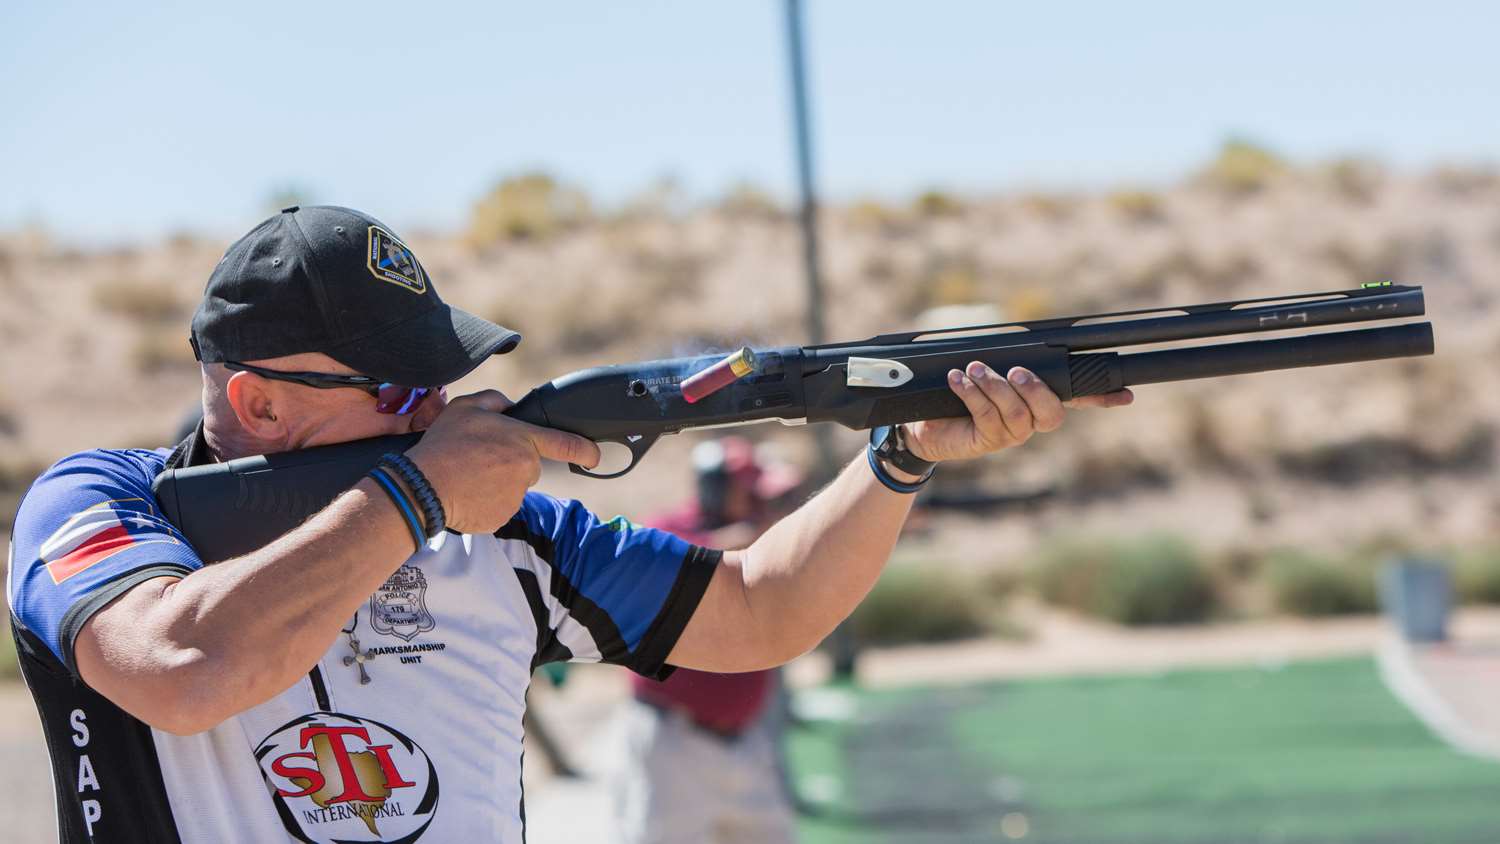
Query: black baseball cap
xmin=190 ymin=205 xmax=520 ymax=386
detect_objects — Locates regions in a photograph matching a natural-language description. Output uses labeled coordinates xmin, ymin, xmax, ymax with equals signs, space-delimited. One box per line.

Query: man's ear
xmin=223 ymin=372 xmax=285 ymax=438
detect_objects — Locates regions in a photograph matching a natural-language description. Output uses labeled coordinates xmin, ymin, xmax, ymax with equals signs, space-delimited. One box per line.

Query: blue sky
xmin=3 ymin=1 xmax=1495 ymax=243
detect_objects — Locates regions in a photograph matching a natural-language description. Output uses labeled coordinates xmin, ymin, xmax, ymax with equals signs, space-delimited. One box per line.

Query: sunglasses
xmin=223 ymin=362 xmax=436 ymax=415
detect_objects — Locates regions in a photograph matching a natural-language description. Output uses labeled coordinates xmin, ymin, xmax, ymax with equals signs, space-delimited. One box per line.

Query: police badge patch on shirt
xmin=370 ymin=565 xmax=436 ymax=642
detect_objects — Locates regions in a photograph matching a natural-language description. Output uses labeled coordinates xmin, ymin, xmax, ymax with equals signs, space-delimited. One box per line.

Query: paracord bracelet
xmin=367 ymin=465 xmax=426 ymax=551
xmin=865 ymin=443 xmax=934 ymax=494
xmin=378 ymin=452 xmax=447 ymax=538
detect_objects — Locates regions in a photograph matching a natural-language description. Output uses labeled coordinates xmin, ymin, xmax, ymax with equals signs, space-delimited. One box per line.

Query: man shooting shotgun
xmin=155 ymin=279 xmax=1432 ymax=560
xmin=6 ymin=205 xmax=1428 ymax=844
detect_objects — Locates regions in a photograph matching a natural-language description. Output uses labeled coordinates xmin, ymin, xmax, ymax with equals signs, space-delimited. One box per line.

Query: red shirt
xmin=630 ymin=504 xmax=775 ymax=733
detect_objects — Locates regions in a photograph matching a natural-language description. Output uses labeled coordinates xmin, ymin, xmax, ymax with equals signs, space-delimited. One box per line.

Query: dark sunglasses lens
xmin=375 ymin=384 xmax=432 ymax=415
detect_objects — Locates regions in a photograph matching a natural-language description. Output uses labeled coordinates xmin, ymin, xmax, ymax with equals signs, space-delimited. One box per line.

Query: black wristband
xmin=378 ymin=452 xmax=447 ymax=538
xmin=367 ymin=466 xmax=427 ymax=551
xmin=866 ymin=425 xmax=935 ymax=494
xmin=869 ymin=425 xmax=937 ymax=477
xmin=866 ymin=443 xmax=932 ymax=493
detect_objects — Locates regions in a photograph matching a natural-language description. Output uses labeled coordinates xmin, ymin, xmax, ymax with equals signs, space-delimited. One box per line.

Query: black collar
xmin=162 ymin=420 xmax=215 ymax=471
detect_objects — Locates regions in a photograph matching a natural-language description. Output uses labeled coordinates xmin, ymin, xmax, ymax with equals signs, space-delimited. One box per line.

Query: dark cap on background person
xmin=190 ymin=205 xmax=521 ymax=387
xmin=692 ymin=436 xmax=805 ymax=525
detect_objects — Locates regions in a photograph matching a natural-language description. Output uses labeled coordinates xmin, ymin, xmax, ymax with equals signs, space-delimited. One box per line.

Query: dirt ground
xmin=7 ymin=607 xmax=1500 ymax=841
xmin=0 ymin=680 xmax=57 ymax=842
xmin=5 ymin=166 xmax=1499 ymax=566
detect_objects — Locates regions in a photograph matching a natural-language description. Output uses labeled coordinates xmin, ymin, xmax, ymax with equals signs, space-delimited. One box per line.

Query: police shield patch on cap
xmin=366 ymin=225 xmax=427 ymax=294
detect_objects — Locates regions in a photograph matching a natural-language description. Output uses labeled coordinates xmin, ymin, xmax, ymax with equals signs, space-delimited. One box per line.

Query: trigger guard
xmin=568 ymin=461 xmax=636 ymax=480
xmin=566 ymin=433 xmax=658 ymax=479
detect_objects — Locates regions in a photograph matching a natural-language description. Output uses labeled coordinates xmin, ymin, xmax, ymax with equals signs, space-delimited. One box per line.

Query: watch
xmin=867 ymin=424 xmax=936 ymax=492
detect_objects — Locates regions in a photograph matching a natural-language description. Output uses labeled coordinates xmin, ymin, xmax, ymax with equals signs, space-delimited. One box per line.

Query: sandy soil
xmin=4 ymin=165 xmax=1498 ymax=839
xmin=0 ymin=682 xmax=56 ymax=842
xmin=4 ymin=167 xmax=1498 ymax=565
xmin=6 ymin=607 xmax=1500 ymax=839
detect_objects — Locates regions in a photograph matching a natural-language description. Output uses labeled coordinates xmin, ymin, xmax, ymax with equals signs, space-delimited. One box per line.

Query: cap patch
xmin=366 ymin=226 xmax=427 ymax=294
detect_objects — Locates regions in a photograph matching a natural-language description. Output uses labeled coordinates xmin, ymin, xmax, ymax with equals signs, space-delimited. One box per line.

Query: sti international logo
xmin=256 ymin=712 xmax=439 ymax=843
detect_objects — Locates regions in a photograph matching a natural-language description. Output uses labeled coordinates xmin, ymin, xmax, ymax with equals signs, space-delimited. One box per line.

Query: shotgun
xmin=154 ymin=283 xmax=1433 ymax=562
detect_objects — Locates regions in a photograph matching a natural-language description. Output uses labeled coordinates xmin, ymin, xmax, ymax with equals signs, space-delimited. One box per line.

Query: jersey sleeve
xmin=499 ymin=492 xmax=720 ymax=680
xmin=7 ymin=449 xmax=204 ymax=674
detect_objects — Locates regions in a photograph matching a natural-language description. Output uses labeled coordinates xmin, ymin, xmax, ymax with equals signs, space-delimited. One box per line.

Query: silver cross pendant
xmin=344 ymin=633 xmax=375 ymax=684
xmin=341 ymin=616 xmax=375 ymax=684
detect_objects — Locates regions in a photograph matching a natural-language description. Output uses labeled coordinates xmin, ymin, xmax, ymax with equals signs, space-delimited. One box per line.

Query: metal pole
xmin=786 ymin=0 xmax=827 ymax=349
xmin=785 ymin=0 xmax=857 ymax=679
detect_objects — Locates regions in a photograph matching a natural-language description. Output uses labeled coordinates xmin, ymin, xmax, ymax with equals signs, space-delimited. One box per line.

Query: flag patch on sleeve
xmin=40 ymin=498 xmax=180 ymax=584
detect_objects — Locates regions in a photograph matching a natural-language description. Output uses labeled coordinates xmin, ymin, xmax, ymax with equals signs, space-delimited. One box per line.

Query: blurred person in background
xmin=616 ymin=436 xmax=805 ymax=844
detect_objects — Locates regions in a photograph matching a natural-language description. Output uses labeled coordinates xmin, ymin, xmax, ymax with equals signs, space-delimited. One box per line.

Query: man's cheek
xmin=412 ymin=392 xmax=450 ymax=431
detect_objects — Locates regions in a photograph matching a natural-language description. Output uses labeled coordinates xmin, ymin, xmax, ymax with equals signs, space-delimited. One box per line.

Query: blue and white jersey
xmin=7 ymin=430 xmax=720 ymax=844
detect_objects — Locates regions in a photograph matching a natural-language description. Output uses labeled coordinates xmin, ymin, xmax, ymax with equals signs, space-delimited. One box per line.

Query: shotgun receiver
xmin=154 ymin=283 xmax=1433 ymax=562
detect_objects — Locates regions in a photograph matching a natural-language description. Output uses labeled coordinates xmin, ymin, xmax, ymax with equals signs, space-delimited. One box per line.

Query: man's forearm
xmin=77 ymin=478 xmax=416 ymax=733
xmin=720 ymin=450 xmax=917 ymax=668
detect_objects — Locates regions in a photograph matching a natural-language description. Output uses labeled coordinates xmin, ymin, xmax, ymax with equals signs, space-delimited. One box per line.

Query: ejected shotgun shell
xmin=681 ymin=347 xmax=757 ymax=404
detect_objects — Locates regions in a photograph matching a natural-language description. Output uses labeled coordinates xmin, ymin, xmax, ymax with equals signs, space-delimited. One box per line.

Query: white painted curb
xmin=1376 ymin=635 xmax=1500 ymax=762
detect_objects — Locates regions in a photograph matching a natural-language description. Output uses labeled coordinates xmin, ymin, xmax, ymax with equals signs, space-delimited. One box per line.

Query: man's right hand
xmin=405 ymin=390 xmax=601 ymax=534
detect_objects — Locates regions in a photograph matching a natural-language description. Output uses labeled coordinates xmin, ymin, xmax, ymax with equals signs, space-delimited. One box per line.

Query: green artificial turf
xmin=791 ymin=658 xmax=1500 ymax=844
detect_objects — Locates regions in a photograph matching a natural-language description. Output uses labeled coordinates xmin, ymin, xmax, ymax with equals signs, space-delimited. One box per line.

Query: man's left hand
xmin=904 ymin=362 xmax=1133 ymax=464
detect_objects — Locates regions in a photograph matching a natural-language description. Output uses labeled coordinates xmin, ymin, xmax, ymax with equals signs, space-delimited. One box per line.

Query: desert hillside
xmin=2 ymin=154 xmax=1496 ymax=571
